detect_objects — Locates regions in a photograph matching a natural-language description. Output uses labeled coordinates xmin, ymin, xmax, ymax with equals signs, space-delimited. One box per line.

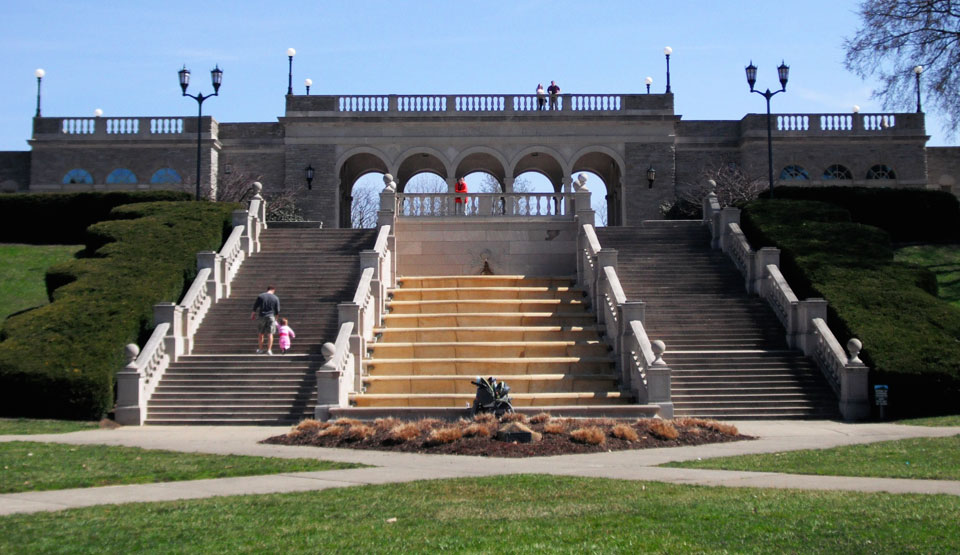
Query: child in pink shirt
xmin=277 ymin=317 xmax=295 ymax=354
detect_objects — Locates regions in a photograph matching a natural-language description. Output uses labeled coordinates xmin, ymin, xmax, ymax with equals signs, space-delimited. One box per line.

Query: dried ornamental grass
xmin=416 ymin=418 xmax=442 ymax=432
xmin=528 ymin=412 xmax=552 ymax=424
xmin=649 ymin=419 xmax=679 ymax=441
xmin=543 ymin=421 xmax=567 ymax=435
xmin=387 ymin=423 xmax=420 ymax=443
xmin=344 ymin=424 xmax=376 ymax=441
xmin=611 ymin=424 xmax=639 ymax=442
xmin=294 ymin=419 xmax=322 ymax=432
xmin=473 ymin=413 xmax=497 ymax=424
xmin=374 ymin=417 xmax=401 ymax=431
xmin=462 ymin=423 xmax=493 ymax=438
xmin=426 ymin=427 xmax=463 ymax=445
xmin=334 ymin=417 xmax=362 ymax=427
xmin=318 ymin=425 xmax=345 ymax=438
xmin=674 ymin=417 xmax=739 ymax=437
xmin=499 ymin=412 xmax=528 ymax=423
xmin=570 ymin=426 xmax=606 ymax=445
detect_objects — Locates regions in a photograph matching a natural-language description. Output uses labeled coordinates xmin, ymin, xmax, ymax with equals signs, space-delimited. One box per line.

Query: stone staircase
xmin=351 ymin=275 xmax=632 ymax=409
xmin=145 ymin=228 xmax=377 ymax=425
xmin=597 ymin=221 xmax=839 ymax=420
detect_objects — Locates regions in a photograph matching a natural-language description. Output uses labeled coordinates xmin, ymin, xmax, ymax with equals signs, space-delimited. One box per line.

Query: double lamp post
xmin=179 ymin=65 xmax=223 ymax=201
xmin=745 ymin=60 xmax=789 ymax=198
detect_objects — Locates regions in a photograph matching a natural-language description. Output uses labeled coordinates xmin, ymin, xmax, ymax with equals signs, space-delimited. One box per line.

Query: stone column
xmin=561 ymin=176 xmax=572 ymax=216
xmin=115 ymin=344 xmax=144 ymax=425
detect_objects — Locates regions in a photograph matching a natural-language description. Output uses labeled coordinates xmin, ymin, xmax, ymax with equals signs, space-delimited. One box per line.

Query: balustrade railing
xmin=116 ymin=188 xmax=268 ymax=425
xmin=702 ymin=190 xmax=870 ymax=420
xmin=105 ymin=118 xmax=139 ymax=134
xmin=339 ymin=96 xmax=389 ymax=112
xmin=456 ymin=95 xmax=504 ymax=111
xmin=57 ymin=116 xmax=185 ymax=136
xmin=397 ymin=95 xmax=446 ymax=112
xmin=397 ymin=192 xmax=569 ymax=218
xmin=329 ymin=94 xmax=625 ymax=114
xmin=773 ymin=113 xmax=898 ymax=133
xmin=61 ymin=118 xmax=96 ymax=134
xmin=569 ymin=94 xmax=621 ymax=111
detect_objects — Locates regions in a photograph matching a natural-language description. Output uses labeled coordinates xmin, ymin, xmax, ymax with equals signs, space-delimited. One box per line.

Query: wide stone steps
xmin=597 ymin=222 xmax=838 ymax=420
xmin=353 ymin=275 xmax=641 ymax=411
xmin=145 ymin=227 xmax=375 ymax=425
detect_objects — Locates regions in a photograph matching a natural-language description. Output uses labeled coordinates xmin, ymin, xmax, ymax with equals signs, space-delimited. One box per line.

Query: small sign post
xmin=874 ymin=384 xmax=889 ymax=420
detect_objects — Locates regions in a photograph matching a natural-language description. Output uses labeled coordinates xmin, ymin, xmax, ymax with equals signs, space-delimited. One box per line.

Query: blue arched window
xmin=779 ymin=165 xmax=809 ymax=180
xmin=823 ymin=164 xmax=853 ymax=180
xmin=866 ymin=165 xmax=897 ymax=180
xmin=106 ymin=168 xmax=138 ymax=184
xmin=150 ymin=168 xmax=182 ymax=184
xmin=62 ymin=169 xmax=94 ymax=184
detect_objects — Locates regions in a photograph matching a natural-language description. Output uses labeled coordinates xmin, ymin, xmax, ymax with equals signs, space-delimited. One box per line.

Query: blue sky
xmin=0 ymin=0 xmax=952 ymax=152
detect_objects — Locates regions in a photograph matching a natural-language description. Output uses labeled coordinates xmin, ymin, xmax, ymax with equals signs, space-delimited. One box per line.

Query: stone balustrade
xmin=741 ymin=112 xmax=923 ymax=136
xmin=396 ymin=192 xmax=569 ymax=219
xmin=33 ymin=116 xmax=204 ymax=139
xmin=702 ymin=190 xmax=870 ymax=420
xmin=115 ymin=186 xmax=267 ymax=425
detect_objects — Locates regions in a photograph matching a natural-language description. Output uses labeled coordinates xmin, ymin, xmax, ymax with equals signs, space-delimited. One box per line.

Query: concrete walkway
xmin=2 ymin=420 xmax=959 ymax=516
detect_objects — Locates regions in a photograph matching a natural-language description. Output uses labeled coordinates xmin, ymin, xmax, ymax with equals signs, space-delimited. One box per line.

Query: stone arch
xmin=510 ymin=146 xmax=567 ymax=192
xmin=396 ymin=147 xmax=451 ymax=191
xmin=572 ymin=147 xmax=625 ymax=226
xmin=452 ymin=147 xmax=509 ymax=182
xmin=338 ymin=148 xmax=391 ymax=229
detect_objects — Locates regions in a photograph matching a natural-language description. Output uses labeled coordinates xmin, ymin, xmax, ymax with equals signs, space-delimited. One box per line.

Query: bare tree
xmin=845 ymin=1 xmax=960 ymax=136
xmin=350 ymin=180 xmax=380 ymax=229
xmin=666 ymin=163 xmax=766 ymax=218
xmin=213 ymin=170 xmax=306 ymax=222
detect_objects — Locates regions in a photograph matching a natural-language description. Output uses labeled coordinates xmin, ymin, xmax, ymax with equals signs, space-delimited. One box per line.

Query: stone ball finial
xmin=846 ymin=338 xmax=863 ymax=364
xmin=575 ymin=173 xmax=589 ymax=192
xmin=707 ymin=179 xmax=717 ymax=193
xmin=382 ymin=174 xmax=397 ymax=192
xmin=251 ymin=181 xmax=263 ymax=198
xmin=321 ymin=342 xmax=336 ymax=360
xmin=124 ymin=344 xmax=140 ymax=364
xmin=651 ymin=340 xmax=666 ymax=365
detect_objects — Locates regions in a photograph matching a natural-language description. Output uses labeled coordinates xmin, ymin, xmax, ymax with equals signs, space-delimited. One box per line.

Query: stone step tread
xmin=364 ymin=356 xmax=615 ymax=364
xmin=375 ymin=325 xmax=605 ymax=332
xmin=390 ymin=286 xmax=585 ymax=293
xmin=370 ymin=341 xmax=607 ymax=348
xmin=350 ymin=391 xmax=628 ymax=400
xmin=387 ymin=299 xmax=585 ymax=306
xmin=383 ymin=312 xmax=595 ymax=318
xmin=363 ymin=373 xmax=618 ymax=382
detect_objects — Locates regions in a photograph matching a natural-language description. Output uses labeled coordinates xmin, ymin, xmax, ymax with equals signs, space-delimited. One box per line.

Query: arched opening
xmin=512 ymin=170 xmax=563 ymax=216
xmin=106 ymin=168 xmax=137 ymax=184
xmin=339 ymin=152 xmax=389 ymax=228
xmin=573 ymin=151 xmax=622 ymax=226
xmin=455 ymin=151 xmax=507 ymax=187
xmin=397 ymin=152 xmax=447 ymax=191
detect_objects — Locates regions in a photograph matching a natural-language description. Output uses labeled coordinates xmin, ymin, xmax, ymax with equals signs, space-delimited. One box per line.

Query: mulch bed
xmin=262 ymin=414 xmax=754 ymax=458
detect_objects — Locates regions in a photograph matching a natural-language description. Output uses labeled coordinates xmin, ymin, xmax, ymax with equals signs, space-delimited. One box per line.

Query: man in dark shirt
xmin=251 ymin=285 xmax=280 ymax=355
xmin=547 ymin=80 xmax=560 ymax=110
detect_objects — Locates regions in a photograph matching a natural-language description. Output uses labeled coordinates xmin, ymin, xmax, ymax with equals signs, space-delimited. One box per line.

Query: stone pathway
xmin=2 ymin=420 xmax=958 ymax=515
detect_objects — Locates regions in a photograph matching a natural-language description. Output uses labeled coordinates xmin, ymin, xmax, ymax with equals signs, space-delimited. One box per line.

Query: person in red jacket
xmin=454 ymin=177 xmax=468 ymax=215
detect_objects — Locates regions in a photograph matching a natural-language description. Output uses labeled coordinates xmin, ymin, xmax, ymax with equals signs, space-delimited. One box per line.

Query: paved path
xmin=2 ymin=420 xmax=959 ymax=515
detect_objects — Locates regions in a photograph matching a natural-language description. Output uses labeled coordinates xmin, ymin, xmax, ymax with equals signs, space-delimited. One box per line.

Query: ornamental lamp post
xmin=179 ymin=64 xmax=223 ymax=201
xmin=305 ymin=78 xmax=312 ymax=95
xmin=94 ymin=108 xmax=103 ymax=117
xmin=645 ymin=76 xmax=653 ymax=94
xmin=286 ymin=48 xmax=296 ymax=95
xmin=34 ymin=68 xmax=45 ymax=117
xmin=646 ymin=166 xmax=657 ymax=188
xmin=663 ymin=47 xmax=673 ymax=93
xmin=304 ymin=165 xmax=315 ymax=190
xmin=745 ymin=59 xmax=789 ymax=198
xmin=914 ymin=65 xmax=923 ymax=113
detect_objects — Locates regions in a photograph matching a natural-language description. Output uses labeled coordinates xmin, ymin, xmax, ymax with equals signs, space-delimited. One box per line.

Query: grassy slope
xmin=0 ymin=441 xmax=364 ymax=493
xmin=664 ymin=435 xmax=960 ymax=480
xmin=0 ymin=476 xmax=956 ymax=552
xmin=0 ymin=418 xmax=99 ymax=435
xmin=894 ymin=244 xmax=960 ymax=308
xmin=0 ymin=244 xmax=82 ymax=321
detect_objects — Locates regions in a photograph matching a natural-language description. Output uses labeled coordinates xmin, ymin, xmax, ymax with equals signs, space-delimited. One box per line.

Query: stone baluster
xmin=153 ymin=302 xmax=185 ymax=360
xmin=115 ymin=344 xmax=144 ymax=425
xmin=647 ymin=340 xmax=673 ymax=418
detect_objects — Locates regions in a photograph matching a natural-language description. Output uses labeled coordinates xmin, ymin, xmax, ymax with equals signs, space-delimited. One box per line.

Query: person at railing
xmin=547 ymin=80 xmax=561 ymax=110
xmin=455 ymin=177 xmax=468 ymax=215
xmin=536 ymin=83 xmax=546 ymax=111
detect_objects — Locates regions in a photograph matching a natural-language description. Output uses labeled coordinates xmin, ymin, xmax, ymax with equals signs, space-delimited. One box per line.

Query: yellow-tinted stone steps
xmin=351 ymin=391 xmax=628 ymax=408
xmin=362 ymin=374 xmax=618 ymax=394
xmin=373 ymin=326 xmax=605 ymax=343
xmin=386 ymin=299 xmax=587 ymax=314
xmin=368 ymin=341 xmax=611 ymax=358
xmin=391 ymin=286 xmax=585 ymax=301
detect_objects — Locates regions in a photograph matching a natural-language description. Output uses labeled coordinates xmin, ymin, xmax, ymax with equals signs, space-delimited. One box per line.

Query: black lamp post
xmin=647 ymin=166 xmax=657 ymax=188
xmin=286 ymin=48 xmax=296 ymax=95
xmin=34 ymin=68 xmax=45 ymax=117
xmin=664 ymin=47 xmax=673 ymax=93
xmin=304 ymin=165 xmax=315 ymax=190
xmin=179 ymin=64 xmax=223 ymax=201
xmin=913 ymin=65 xmax=923 ymax=113
xmin=745 ymin=60 xmax=789 ymax=198
xmin=645 ymin=76 xmax=652 ymax=94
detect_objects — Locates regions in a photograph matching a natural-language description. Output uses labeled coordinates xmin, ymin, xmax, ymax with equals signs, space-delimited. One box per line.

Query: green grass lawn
xmin=0 ymin=441 xmax=364 ymax=493
xmin=664 ymin=435 xmax=960 ymax=480
xmin=0 ymin=475 xmax=957 ymax=552
xmin=0 ymin=243 xmax=82 ymax=321
xmin=0 ymin=418 xmax=100 ymax=435
xmin=897 ymin=414 xmax=960 ymax=427
xmin=894 ymin=244 xmax=960 ymax=308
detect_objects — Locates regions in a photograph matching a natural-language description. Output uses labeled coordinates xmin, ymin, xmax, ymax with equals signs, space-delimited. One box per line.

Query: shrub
xmin=649 ymin=420 xmax=679 ymax=440
xmin=499 ymin=412 xmax=527 ymax=423
xmin=543 ymin=421 xmax=566 ymax=435
xmin=0 ymin=191 xmax=191 ymax=245
xmin=0 ymin=201 xmax=238 ymax=419
xmin=570 ymin=426 xmax=605 ymax=445
xmin=386 ymin=423 xmax=420 ymax=444
xmin=462 ymin=423 xmax=493 ymax=438
xmin=426 ymin=426 xmax=463 ymax=445
xmin=611 ymin=424 xmax=639 ymax=442
xmin=528 ymin=412 xmax=552 ymax=424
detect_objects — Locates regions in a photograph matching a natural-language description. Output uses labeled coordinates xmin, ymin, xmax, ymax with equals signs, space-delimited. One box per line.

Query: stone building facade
xmin=5 ymin=91 xmax=959 ymax=225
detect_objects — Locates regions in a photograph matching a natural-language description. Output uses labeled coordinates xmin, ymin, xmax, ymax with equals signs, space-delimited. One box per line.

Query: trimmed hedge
xmin=0 ymin=191 xmax=191 ymax=244
xmin=741 ymin=199 xmax=960 ymax=418
xmin=760 ymin=186 xmax=960 ymax=243
xmin=0 ymin=201 xmax=238 ymax=420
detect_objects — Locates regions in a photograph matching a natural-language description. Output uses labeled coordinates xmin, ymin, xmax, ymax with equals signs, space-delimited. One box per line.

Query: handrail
xmin=583 ymin=224 xmax=602 ymax=257
xmin=373 ymin=224 xmax=391 ymax=254
xmin=353 ymin=267 xmax=375 ymax=306
xmin=396 ymin=192 xmax=569 ymax=218
xmin=702 ymin=192 xmax=870 ymax=420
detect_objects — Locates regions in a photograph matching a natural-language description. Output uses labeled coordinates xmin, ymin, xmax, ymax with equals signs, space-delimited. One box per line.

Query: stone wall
xmin=395 ymin=219 xmax=577 ymax=276
xmin=926 ymin=146 xmax=960 ymax=194
xmin=0 ymin=152 xmax=30 ymax=192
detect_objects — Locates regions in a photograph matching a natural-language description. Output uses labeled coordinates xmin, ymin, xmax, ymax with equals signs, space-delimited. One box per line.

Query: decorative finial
xmin=846 ymin=338 xmax=863 ymax=364
xmin=652 ymin=340 xmax=667 ymax=366
xmin=124 ymin=344 xmax=140 ymax=364
xmin=575 ymin=173 xmax=589 ymax=191
xmin=321 ymin=342 xmax=336 ymax=360
xmin=251 ymin=181 xmax=263 ymax=199
xmin=382 ymin=173 xmax=397 ymax=192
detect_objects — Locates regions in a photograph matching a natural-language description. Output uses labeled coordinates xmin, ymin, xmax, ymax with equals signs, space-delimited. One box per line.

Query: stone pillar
xmin=718 ymin=207 xmax=741 ymax=253
xmin=197 ymin=251 xmax=222 ymax=301
xmin=796 ymin=298 xmax=828 ymax=355
xmin=561 ymin=176 xmax=572 ymax=216
xmin=502 ymin=177 xmax=514 ymax=216
xmin=619 ymin=301 xmax=646 ymax=390
xmin=840 ymin=339 xmax=870 ymax=421
xmin=154 ymin=302 xmax=184 ymax=360
xmin=647 ymin=340 xmax=673 ymax=418
xmin=115 ymin=344 xmax=144 ymax=425
xmin=752 ymin=248 xmax=780 ymax=295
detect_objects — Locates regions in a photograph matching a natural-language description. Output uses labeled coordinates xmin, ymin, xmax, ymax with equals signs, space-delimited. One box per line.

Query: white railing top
xmin=180 ymin=268 xmax=211 ymax=311
xmin=135 ymin=322 xmax=170 ymax=375
xmin=582 ymin=224 xmax=602 ymax=256
xmin=373 ymin=224 xmax=391 ymax=254
xmin=220 ymin=225 xmax=244 ymax=258
xmin=322 ymin=321 xmax=355 ymax=371
xmin=765 ymin=263 xmax=800 ymax=305
xmin=603 ymin=265 xmax=628 ymax=306
xmin=629 ymin=320 xmax=658 ymax=368
xmin=352 ymin=267 xmax=375 ymax=306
